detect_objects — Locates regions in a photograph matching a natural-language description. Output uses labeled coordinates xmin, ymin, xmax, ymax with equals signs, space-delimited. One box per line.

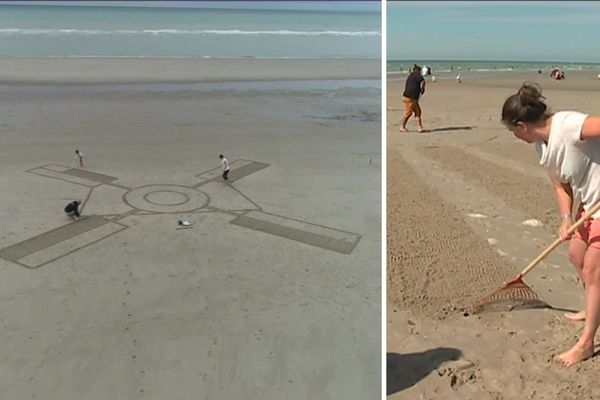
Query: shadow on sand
xmin=386 ymin=348 xmax=462 ymax=395
xmin=423 ymin=126 xmax=474 ymax=133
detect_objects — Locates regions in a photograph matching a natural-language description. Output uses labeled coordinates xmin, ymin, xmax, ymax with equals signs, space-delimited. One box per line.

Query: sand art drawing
xmin=0 ymin=160 xmax=361 ymax=269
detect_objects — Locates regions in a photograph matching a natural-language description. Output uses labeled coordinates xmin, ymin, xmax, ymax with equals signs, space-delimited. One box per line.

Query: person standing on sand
xmin=400 ymin=64 xmax=426 ymax=133
xmin=219 ymin=154 xmax=230 ymax=181
xmin=75 ymin=149 xmax=84 ymax=167
xmin=502 ymin=82 xmax=600 ymax=367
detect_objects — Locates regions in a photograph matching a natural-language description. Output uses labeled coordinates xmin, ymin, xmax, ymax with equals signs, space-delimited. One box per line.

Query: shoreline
xmin=0 ymin=57 xmax=380 ymax=84
xmin=387 ymin=70 xmax=600 ymax=91
xmin=0 ymin=78 xmax=382 ymax=89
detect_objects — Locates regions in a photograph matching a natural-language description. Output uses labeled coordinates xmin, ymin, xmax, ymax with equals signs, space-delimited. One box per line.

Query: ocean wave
xmin=0 ymin=28 xmax=380 ymax=37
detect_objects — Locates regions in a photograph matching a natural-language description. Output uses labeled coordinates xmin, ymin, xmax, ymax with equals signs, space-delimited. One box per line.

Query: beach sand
xmin=0 ymin=57 xmax=379 ymax=84
xmin=387 ymin=72 xmax=600 ymax=399
xmin=0 ymin=58 xmax=381 ymax=399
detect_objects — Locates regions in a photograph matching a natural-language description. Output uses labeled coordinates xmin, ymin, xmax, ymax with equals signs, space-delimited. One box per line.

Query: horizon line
xmin=388 ymin=58 xmax=600 ymax=64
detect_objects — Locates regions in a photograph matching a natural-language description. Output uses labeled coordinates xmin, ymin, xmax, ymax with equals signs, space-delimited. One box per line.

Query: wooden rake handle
xmin=519 ymin=199 xmax=600 ymax=278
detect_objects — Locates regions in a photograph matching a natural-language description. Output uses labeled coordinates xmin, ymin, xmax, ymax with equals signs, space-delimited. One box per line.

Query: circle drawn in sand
xmin=144 ymin=191 xmax=189 ymax=206
xmin=124 ymin=185 xmax=208 ymax=213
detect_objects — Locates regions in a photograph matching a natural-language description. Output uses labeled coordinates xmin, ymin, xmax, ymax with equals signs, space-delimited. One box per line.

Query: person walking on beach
xmin=75 ymin=149 xmax=84 ymax=168
xmin=502 ymin=82 xmax=600 ymax=367
xmin=400 ymin=64 xmax=426 ymax=133
xmin=64 ymin=200 xmax=82 ymax=220
xmin=219 ymin=154 xmax=230 ymax=181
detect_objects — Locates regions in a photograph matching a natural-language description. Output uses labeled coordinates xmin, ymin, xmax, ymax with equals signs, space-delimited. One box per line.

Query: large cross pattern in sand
xmin=0 ymin=160 xmax=361 ymax=269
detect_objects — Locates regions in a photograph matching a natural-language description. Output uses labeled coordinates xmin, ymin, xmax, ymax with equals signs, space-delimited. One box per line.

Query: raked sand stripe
xmin=0 ymin=216 xmax=124 ymax=268
xmin=453 ymin=144 xmax=548 ymax=181
xmin=476 ymin=140 xmax=541 ymax=168
xmin=28 ymin=167 xmax=102 ymax=187
xmin=231 ymin=211 xmax=360 ymax=254
xmin=423 ymin=145 xmax=559 ymax=232
xmin=227 ymin=160 xmax=269 ymax=182
xmin=193 ymin=160 xmax=269 ymax=187
xmin=18 ymin=221 xmax=126 ymax=268
xmin=61 ymin=168 xmax=118 ymax=184
xmin=194 ymin=160 xmax=253 ymax=183
xmin=397 ymin=146 xmax=582 ymax=312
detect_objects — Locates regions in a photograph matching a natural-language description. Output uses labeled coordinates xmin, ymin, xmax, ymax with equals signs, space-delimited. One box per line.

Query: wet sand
xmin=0 ymin=57 xmax=379 ymax=84
xmin=387 ymin=73 xmax=600 ymax=399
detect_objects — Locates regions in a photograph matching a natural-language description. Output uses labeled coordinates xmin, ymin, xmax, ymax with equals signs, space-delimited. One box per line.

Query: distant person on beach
xmin=75 ymin=149 xmax=84 ymax=167
xmin=400 ymin=64 xmax=426 ymax=133
xmin=219 ymin=154 xmax=230 ymax=181
xmin=551 ymin=68 xmax=565 ymax=80
xmin=502 ymin=82 xmax=600 ymax=367
xmin=456 ymin=74 xmax=462 ymax=84
xmin=64 ymin=200 xmax=81 ymax=220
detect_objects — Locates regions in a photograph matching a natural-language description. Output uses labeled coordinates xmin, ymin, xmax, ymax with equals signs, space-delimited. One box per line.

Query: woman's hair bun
xmin=517 ymin=82 xmax=544 ymax=103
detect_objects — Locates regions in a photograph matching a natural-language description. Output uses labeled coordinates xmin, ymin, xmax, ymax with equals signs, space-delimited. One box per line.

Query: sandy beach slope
xmin=387 ymin=72 xmax=600 ymax=399
xmin=0 ymin=58 xmax=380 ymax=399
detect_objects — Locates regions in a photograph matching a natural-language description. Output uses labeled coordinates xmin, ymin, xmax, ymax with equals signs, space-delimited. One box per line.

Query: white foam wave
xmin=0 ymin=28 xmax=380 ymax=37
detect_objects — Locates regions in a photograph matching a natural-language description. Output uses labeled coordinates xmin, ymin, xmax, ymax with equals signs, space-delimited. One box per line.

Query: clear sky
xmin=1 ymin=1 xmax=380 ymax=12
xmin=388 ymin=1 xmax=600 ymax=62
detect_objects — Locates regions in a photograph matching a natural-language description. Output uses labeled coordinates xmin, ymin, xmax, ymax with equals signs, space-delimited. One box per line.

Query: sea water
xmin=388 ymin=59 xmax=600 ymax=78
xmin=0 ymin=4 xmax=381 ymax=59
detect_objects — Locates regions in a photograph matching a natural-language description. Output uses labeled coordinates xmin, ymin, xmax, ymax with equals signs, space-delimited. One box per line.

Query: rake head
xmin=468 ymin=274 xmax=546 ymax=314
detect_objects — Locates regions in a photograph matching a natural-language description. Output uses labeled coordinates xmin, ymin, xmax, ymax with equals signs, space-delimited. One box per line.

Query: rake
xmin=470 ymin=200 xmax=600 ymax=313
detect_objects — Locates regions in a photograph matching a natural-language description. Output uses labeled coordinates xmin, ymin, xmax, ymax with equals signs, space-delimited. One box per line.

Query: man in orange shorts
xmin=400 ymin=64 xmax=426 ymax=133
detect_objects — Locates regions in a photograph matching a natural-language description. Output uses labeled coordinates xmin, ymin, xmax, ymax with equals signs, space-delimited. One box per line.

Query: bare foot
xmin=399 ymin=127 xmax=408 ymax=133
xmin=417 ymin=128 xmax=428 ymax=133
xmin=564 ymin=310 xmax=585 ymax=321
xmin=554 ymin=342 xmax=594 ymax=367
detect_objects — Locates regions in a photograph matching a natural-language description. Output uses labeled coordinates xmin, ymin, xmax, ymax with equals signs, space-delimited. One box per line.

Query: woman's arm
xmin=550 ymin=175 xmax=575 ymax=240
xmin=551 ymin=175 xmax=573 ymax=217
xmin=581 ymin=116 xmax=600 ymax=140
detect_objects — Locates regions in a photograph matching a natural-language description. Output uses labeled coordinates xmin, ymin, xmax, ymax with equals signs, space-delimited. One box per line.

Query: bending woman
xmin=502 ymin=82 xmax=600 ymax=367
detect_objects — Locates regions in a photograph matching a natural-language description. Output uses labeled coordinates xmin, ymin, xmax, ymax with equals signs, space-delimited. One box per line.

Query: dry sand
xmin=0 ymin=58 xmax=381 ymax=399
xmin=387 ymin=72 xmax=600 ymax=399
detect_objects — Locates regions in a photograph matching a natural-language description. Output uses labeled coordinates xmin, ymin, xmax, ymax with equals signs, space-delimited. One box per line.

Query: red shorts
xmin=573 ymin=212 xmax=600 ymax=249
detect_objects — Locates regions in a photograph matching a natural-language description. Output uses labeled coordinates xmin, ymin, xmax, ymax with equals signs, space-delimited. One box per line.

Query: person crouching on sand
xmin=502 ymin=82 xmax=600 ymax=367
xmin=400 ymin=64 xmax=426 ymax=133
xmin=64 ymin=200 xmax=82 ymax=220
